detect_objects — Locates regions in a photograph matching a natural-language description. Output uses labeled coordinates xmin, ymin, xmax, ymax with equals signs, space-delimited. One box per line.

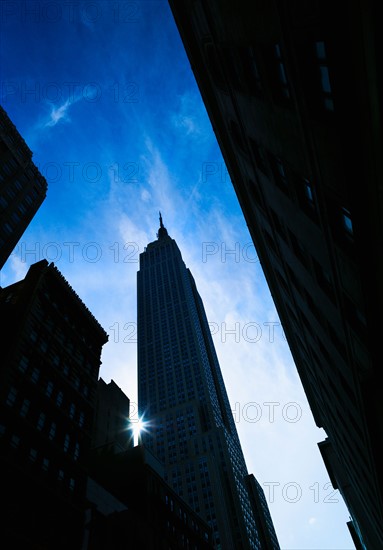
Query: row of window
xmin=267 ymin=210 xmax=366 ymax=363
xmin=17 ymin=356 xmax=88 ymax=425
xmin=1 ymin=429 xmax=78 ymax=492
xmin=208 ymin=38 xmax=335 ymax=114
xmin=0 ymin=420 xmax=79 ymax=480
xmin=5 ymin=382 xmax=85 ymax=442
xmin=30 ymin=300 xmax=97 ymax=371
xmin=248 ymin=144 xmax=355 ymax=251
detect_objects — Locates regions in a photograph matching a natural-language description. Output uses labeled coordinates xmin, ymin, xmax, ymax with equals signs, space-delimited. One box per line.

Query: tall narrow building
xmin=137 ymin=215 xmax=279 ymax=550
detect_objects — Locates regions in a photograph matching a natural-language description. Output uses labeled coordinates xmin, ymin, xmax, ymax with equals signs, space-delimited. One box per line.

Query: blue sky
xmin=1 ymin=2 xmax=353 ymax=548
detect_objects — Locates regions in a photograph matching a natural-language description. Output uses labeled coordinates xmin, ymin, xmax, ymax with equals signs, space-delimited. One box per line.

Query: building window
xmin=0 ymin=196 xmax=8 ymax=210
xmin=48 ymin=422 xmax=57 ymax=440
xmin=315 ymin=41 xmax=334 ymax=111
xmin=296 ymin=176 xmax=318 ymax=221
xmin=270 ymin=155 xmax=289 ymax=192
xmin=40 ymin=339 xmax=48 ymax=353
xmin=46 ymin=381 xmax=54 ymax=397
xmin=276 ymin=158 xmax=287 ymax=183
xmin=74 ymin=442 xmax=80 ymax=461
xmin=3 ymin=161 xmax=13 ymax=175
xmin=31 ymin=367 xmax=40 ymax=383
xmin=18 ymin=355 xmax=29 ymax=373
xmin=20 ymin=398 xmax=31 ymax=417
xmin=304 ymin=179 xmax=314 ymax=205
xmin=56 ymin=391 xmax=64 ymax=407
xmin=3 ymin=222 xmax=12 ymax=234
xmin=10 ymin=435 xmax=21 ymax=449
xmin=69 ymin=403 xmax=76 ymax=419
xmin=63 ymin=434 xmax=70 ymax=452
xmin=341 ymin=207 xmax=353 ymax=236
xmin=6 ymin=386 xmax=17 ymax=407
xmin=11 ymin=211 xmax=20 ymax=224
xmin=274 ymin=44 xmax=290 ymax=99
xmin=18 ymin=203 xmax=27 ymax=216
xmin=78 ymin=411 xmax=85 ymax=428
xmin=37 ymin=412 xmax=46 ymax=431
xmin=29 ymin=448 xmax=38 ymax=461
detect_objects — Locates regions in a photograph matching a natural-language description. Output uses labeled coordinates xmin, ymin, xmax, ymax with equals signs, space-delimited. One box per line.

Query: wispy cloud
xmin=44 ymin=98 xmax=78 ymax=128
xmin=20 ymin=95 xmax=83 ymax=149
xmin=171 ymin=91 xmax=209 ymax=138
xmin=80 ymin=10 xmax=96 ymax=31
xmin=173 ymin=114 xmax=198 ymax=135
xmin=141 ymin=188 xmax=151 ymax=202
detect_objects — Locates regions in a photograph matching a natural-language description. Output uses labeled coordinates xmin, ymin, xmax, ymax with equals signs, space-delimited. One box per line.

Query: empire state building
xmin=137 ymin=215 xmax=279 ymax=549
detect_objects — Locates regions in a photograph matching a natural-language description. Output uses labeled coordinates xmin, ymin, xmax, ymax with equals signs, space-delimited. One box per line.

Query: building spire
xmin=157 ymin=211 xmax=168 ymax=239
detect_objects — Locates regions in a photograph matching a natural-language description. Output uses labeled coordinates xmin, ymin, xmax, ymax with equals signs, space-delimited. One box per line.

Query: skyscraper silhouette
xmin=137 ymin=215 xmax=279 ymax=549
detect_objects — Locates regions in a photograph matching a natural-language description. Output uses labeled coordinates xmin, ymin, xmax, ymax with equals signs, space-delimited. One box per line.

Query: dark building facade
xmin=137 ymin=216 xmax=279 ymax=549
xmin=92 ymin=377 xmax=133 ymax=452
xmin=0 ymin=258 xmax=211 ymax=549
xmin=245 ymin=475 xmax=280 ymax=550
xmin=168 ymin=1 xmax=383 ymax=547
xmin=0 ymin=259 xmax=108 ymax=549
xmin=0 ymin=105 xmax=47 ymax=270
xmin=87 ymin=444 xmax=214 ymax=549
